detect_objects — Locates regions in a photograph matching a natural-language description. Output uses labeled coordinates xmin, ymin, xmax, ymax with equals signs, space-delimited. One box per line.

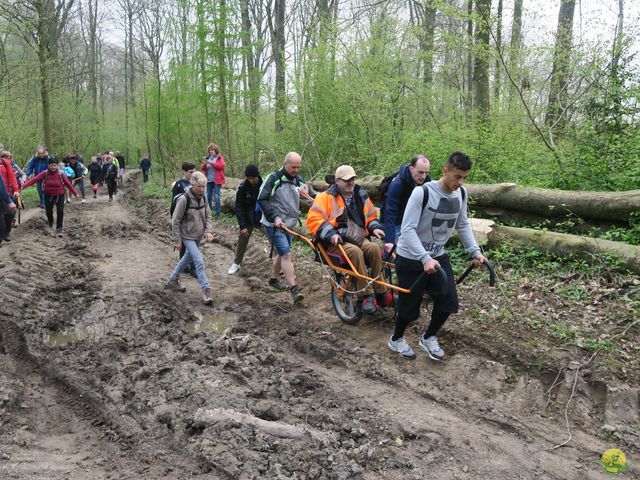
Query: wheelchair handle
xmin=456 ymin=258 xmax=496 ymax=287
xmin=408 ymin=263 xmax=449 ymax=296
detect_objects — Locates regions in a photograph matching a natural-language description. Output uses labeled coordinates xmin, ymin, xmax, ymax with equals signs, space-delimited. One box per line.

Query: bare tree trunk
xmin=508 ymin=0 xmax=523 ymax=103
xmin=273 ymin=0 xmax=286 ymax=132
xmin=240 ymin=0 xmax=258 ymax=162
xmin=36 ymin=1 xmax=53 ymax=150
xmin=493 ymin=0 xmax=502 ymax=107
xmin=472 ymin=0 xmax=491 ymax=118
xmin=545 ymin=0 xmax=576 ymax=130
xmin=610 ymin=0 xmax=624 ymax=133
xmin=466 ymin=0 xmax=473 ymax=110
xmin=411 ymin=0 xmax=437 ymax=85
xmin=196 ymin=0 xmax=212 ymax=142
xmin=217 ymin=0 xmax=233 ymax=174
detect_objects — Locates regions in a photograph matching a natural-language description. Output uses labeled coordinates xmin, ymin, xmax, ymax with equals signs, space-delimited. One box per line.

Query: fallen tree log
xmin=481 ymin=221 xmax=640 ymax=274
xmin=307 ymin=178 xmax=640 ymax=223
xmin=192 ymin=408 xmax=337 ymax=447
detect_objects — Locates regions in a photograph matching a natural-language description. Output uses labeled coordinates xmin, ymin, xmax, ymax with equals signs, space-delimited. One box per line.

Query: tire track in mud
xmin=0 ymin=180 xmax=206 ymax=479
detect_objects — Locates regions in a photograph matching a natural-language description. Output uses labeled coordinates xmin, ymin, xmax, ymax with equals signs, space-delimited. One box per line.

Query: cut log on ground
xmin=192 ymin=408 xmax=337 ymax=447
xmin=486 ymin=224 xmax=640 ymax=275
xmin=308 ymin=178 xmax=640 ymax=223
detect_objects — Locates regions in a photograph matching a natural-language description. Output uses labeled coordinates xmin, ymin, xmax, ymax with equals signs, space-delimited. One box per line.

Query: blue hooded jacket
xmin=382 ymin=163 xmax=420 ymax=244
xmin=25 ymin=154 xmax=51 ymax=177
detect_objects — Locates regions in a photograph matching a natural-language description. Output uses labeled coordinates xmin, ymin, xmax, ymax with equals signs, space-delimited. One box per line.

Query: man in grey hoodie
xmin=387 ymin=152 xmax=487 ymax=361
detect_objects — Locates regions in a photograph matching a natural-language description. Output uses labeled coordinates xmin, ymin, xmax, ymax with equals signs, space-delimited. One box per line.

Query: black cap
xmin=244 ymin=164 xmax=260 ymax=177
xmin=48 ymin=157 xmax=57 ymax=164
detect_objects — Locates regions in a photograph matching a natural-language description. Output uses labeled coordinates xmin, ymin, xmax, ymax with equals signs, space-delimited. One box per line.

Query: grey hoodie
xmin=397 ymin=181 xmax=481 ymax=264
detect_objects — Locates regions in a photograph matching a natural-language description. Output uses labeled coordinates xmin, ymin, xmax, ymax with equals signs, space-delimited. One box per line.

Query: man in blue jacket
xmin=382 ymin=154 xmax=431 ymax=253
xmin=25 ymin=146 xmax=51 ymax=208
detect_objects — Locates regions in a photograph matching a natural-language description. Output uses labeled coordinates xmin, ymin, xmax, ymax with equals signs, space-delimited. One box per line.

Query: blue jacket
xmin=25 ymin=155 xmax=51 ymax=177
xmin=0 ymin=174 xmax=12 ymax=206
xmin=382 ymin=163 xmax=422 ymax=244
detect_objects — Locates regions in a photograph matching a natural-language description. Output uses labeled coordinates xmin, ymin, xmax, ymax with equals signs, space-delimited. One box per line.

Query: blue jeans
xmin=36 ymin=180 xmax=45 ymax=207
xmin=264 ymin=226 xmax=292 ymax=256
xmin=206 ymin=182 xmax=222 ymax=217
xmin=170 ymin=239 xmax=210 ymax=290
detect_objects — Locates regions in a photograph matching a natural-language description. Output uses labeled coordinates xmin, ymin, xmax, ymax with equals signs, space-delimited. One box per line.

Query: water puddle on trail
xmin=185 ymin=311 xmax=237 ymax=334
xmin=43 ymin=308 xmax=115 ymax=346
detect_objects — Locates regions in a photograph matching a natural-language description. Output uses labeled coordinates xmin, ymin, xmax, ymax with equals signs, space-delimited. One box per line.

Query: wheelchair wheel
xmin=330 ymin=274 xmax=361 ymax=325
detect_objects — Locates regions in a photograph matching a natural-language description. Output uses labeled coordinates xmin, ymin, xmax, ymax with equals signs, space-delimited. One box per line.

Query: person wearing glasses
xmin=306 ymin=165 xmax=391 ymax=315
xmin=387 ymin=152 xmax=487 ymax=361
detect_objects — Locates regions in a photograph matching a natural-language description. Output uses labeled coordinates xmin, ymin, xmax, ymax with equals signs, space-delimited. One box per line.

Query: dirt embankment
xmin=0 ymin=171 xmax=638 ymax=479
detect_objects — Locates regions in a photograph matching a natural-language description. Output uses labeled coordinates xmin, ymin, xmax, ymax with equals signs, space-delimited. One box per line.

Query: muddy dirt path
xmin=0 ymin=172 xmax=637 ymax=479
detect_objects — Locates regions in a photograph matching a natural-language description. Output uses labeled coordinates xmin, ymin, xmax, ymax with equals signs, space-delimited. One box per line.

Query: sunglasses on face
xmin=432 ymin=217 xmax=456 ymax=228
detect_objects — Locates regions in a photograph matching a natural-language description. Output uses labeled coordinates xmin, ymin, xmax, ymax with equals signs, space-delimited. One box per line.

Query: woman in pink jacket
xmin=200 ymin=143 xmax=225 ymax=218
xmin=22 ymin=157 xmax=78 ymax=237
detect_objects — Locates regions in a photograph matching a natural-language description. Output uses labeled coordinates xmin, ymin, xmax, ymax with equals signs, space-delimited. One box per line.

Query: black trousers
xmin=44 ymin=194 xmax=65 ymax=229
xmin=106 ymin=178 xmax=117 ymax=198
xmin=393 ymin=253 xmax=458 ymax=339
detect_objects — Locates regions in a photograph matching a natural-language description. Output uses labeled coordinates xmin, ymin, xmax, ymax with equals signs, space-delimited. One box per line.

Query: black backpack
xmin=169 ymin=189 xmax=206 ymax=217
xmin=377 ymin=170 xmax=400 ymax=222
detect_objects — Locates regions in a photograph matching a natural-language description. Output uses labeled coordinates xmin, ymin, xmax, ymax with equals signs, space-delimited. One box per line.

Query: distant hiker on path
xmin=307 ymin=164 xmax=391 ymax=315
xmin=87 ymin=156 xmax=102 ymax=198
xmin=115 ymin=151 xmax=126 ymax=186
xmin=201 ymin=143 xmax=226 ymax=219
xmin=166 ymin=171 xmax=214 ymax=305
xmin=21 ymin=157 xmax=78 ymax=237
xmin=387 ymin=152 xmax=487 ymax=361
xmin=140 ymin=154 xmax=151 ymax=182
xmin=65 ymin=153 xmax=87 ymax=204
xmin=227 ymin=164 xmax=263 ymax=275
xmin=258 ymin=152 xmax=315 ymax=303
xmin=101 ymin=155 xmax=118 ymax=202
xmin=24 ymin=146 xmax=52 ymax=208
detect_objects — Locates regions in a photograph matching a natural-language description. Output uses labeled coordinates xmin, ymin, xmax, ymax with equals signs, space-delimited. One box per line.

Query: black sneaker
xmin=56 ymin=228 xmax=63 ymax=238
xmin=290 ymin=285 xmax=304 ymax=303
xmin=268 ymin=277 xmax=288 ymax=291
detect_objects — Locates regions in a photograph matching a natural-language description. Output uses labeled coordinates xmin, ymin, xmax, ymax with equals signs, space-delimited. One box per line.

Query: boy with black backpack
xmin=171 ymin=162 xmax=197 ymax=277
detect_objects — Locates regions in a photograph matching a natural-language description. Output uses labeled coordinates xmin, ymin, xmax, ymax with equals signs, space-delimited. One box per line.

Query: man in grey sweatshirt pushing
xmin=388 ymin=152 xmax=487 ymax=360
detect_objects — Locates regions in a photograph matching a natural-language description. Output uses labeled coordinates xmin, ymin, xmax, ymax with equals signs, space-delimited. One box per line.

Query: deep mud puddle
xmin=185 ymin=310 xmax=238 ymax=334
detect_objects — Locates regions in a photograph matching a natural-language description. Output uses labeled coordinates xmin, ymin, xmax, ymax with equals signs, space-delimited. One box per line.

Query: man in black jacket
xmin=228 ymin=164 xmax=262 ymax=275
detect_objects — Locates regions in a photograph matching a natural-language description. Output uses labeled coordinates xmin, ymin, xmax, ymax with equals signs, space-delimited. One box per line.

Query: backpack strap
xmin=420 ymin=185 xmax=466 ymax=210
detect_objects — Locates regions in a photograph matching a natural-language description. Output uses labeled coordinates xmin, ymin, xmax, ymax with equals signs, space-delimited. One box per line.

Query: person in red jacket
xmin=0 ymin=151 xmax=19 ymax=241
xmin=21 ymin=157 xmax=78 ymax=237
xmin=200 ymin=143 xmax=225 ymax=219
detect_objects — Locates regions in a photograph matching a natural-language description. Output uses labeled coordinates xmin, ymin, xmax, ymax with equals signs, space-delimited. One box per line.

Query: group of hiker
xmin=167 ymin=144 xmax=488 ymax=362
xmin=0 ymin=144 xmax=153 ymax=239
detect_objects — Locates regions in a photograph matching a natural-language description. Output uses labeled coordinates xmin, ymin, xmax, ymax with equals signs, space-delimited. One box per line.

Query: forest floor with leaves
xmin=0 ymin=171 xmax=638 ymax=479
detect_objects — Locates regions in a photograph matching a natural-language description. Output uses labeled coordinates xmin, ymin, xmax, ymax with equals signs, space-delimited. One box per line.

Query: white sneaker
xmin=227 ymin=263 xmax=240 ymax=275
xmin=81 ymin=199 xmax=86 ymax=204
xmin=387 ymin=336 xmax=416 ymax=360
xmin=418 ymin=335 xmax=446 ymax=361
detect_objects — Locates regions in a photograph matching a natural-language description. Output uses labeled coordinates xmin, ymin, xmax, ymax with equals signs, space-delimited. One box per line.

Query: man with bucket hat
xmin=307 ymin=164 xmax=391 ymax=315
xmin=388 ymin=152 xmax=487 ymax=361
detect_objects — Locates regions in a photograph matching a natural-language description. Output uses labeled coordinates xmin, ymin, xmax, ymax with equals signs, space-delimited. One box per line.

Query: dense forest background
xmin=0 ymin=0 xmax=638 ymax=190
